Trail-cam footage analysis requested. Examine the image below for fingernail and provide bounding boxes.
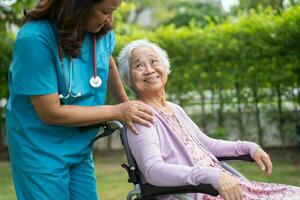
[262,167,266,171]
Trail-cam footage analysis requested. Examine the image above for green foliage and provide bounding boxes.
[238,0,285,10]
[0,31,13,98]
[210,127,229,140]
[114,5,300,145]
[0,0,36,99]
[162,1,226,28]
[115,5,300,99]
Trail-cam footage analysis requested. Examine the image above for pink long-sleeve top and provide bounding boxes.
[127,102,259,197]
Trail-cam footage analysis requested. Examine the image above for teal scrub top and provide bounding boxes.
[6,20,116,172]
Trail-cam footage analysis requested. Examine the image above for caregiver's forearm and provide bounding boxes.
[31,93,121,127]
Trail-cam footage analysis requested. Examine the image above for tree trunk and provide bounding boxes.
[279,0,284,8]
[0,117,6,160]
[199,90,208,133]
[289,0,297,6]
[210,89,215,113]
[275,84,285,148]
[178,84,184,106]
[297,82,300,124]
[252,87,263,146]
[217,88,224,128]
[235,82,245,140]
[291,85,299,125]
[177,71,185,106]
[129,6,145,24]
[0,120,3,156]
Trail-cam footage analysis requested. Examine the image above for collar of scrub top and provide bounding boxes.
[58,34,102,99]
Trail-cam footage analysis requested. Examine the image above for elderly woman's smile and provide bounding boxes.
[143,74,160,82]
[144,77,159,83]
[130,46,168,96]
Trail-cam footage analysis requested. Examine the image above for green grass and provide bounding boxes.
[95,152,131,200]
[1,151,300,200]
[229,159,300,186]
[0,162,16,200]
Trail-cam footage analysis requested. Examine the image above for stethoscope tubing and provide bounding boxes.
[59,59,81,99]
[58,34,100,99]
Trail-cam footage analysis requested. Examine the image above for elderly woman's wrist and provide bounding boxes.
[248,142,260,157]
[196,167,221,190]
[211,169,221,190]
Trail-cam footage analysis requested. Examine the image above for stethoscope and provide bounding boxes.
[58,34,102,99]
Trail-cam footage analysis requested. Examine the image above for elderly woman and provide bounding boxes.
[117,39,300,200]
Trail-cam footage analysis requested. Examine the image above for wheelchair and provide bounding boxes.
[81,121,254,200]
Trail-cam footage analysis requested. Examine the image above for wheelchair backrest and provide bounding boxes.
[119,124,142,185]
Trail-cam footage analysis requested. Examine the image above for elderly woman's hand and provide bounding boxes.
[114,100,154,134]
[252,147,273,176]
[218,171,243,200]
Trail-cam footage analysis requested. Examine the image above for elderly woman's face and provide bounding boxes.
[130,46,168,96]
[84,0,121,33]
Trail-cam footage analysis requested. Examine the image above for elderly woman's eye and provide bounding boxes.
[151,60,158,64]
[136,64,143,69]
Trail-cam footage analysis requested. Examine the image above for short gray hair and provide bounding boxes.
[117,39,171,87]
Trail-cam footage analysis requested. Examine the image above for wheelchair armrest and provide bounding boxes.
[140,183,219,198]
[217,154,254,162]
[79,121,124,146]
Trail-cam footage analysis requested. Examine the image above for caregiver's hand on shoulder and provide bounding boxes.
[218,171,243,200]
[114,100,154,134]
[252,147,273,176]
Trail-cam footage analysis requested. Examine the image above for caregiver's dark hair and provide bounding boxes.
[23,0,113,57]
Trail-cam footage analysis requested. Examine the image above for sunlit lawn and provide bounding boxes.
[229,159,300,186]
[0,151,300,200]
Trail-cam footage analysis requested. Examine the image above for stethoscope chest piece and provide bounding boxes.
[58,34,102,98]
[90,76,102,88]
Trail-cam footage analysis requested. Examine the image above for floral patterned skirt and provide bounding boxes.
[202,176,300,200]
